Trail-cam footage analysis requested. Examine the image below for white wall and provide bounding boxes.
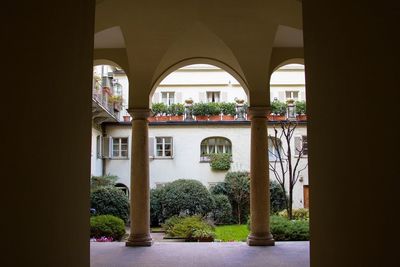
[91,127,103,176]
[103,123,308,208]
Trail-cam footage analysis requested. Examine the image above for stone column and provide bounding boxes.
[126,109,153,247]
[247,107,275,246]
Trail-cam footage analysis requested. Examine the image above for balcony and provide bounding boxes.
[92,87,121,124]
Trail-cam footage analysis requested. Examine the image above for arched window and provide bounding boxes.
[200,137,232,161]
[268,136,283,161]
[115,183,129,197]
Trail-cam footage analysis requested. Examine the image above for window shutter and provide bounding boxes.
[176,92,182,103]
[96,135,102,158]
[294,136,302,155]
[152,92,160,103]
[148,137,155,158]
[221,92,228,102]
[102,136,110,158]
[300,91,306,101]
[199,92,206,102]
[278,91,285,101]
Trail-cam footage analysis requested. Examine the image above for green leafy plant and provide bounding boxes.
[207,102,221,115]
[220,102,236,115]
[295,100,306,115]
[167,103,185,116]
[211,194,233,224]
[90,215,126,240]
[270,180,287,214]
[163,216,215,241]
[90,175,118,191]
[278,208,309,220]
[151,102,168,116]
[209,153,231,171]
[162,179,214,218]
[91,186,130,223]
[224,171,250,224]
[192,103,209,116]
[271,100,287,115]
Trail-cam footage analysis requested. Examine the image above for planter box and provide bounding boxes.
[222,115,235,121]
[209,115,221,121]
[156,116,169,122]
[195,115,208,121]
[296,114,307,121]
[273,115,286,121]
[147,117,157,122]
[169,115,184,121]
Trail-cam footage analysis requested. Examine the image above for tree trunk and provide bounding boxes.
[237,204,241,224]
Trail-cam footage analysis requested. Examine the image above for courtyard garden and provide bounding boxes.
[89,172,309,242]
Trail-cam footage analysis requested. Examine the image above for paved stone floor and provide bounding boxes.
[91,241,309,267]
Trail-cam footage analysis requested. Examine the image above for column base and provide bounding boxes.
[247,233,275,246]
[125,234,153,247]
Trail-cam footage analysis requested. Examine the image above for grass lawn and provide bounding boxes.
[215,224,249,242]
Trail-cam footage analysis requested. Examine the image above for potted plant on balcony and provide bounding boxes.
[192,103,208,121]
[295,100,307,121]
[151,102,168,121]
[220,102,236,120]
[111,95,123,112]
[168,103,185,121]
[270,99,287,121]
[208,102,222,121]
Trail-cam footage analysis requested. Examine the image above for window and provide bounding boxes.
[156,137,173,157]
[200,137,232,161]
[161,92,175,106]
[268,137,283,161]
[207,91,220,103]
[285,91,299,100]
[112,137,128,158]
[295,135,308,156]
[96,135,102,158]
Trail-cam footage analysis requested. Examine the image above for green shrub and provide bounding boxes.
[168,103,185,115]
[211,194,233,224]
[90,215,126,240]
[295,100,306,115]
[270,215,309,241]
[162,179,214,218]
[209,182,228,195]
[271,100,287,115]
[225,171,250,224]
[192,103,209,116]
[270,180,287,213]
[163,216,215,241]
[90,174,118,191]
[151,102,168,116]
[209,153,231,171]
[207,102,221,115]
[91,186,130,223]
[150,187,165,226]
[246,215,309,241]
[278,208,309,220]
[220,102,236,115]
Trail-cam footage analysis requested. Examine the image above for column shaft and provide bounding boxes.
[126,109,152,246]
[247,107,275,246]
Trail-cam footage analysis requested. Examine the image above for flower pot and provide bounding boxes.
[123,115,131,122]
[209,115,221,121]
[267,114,274,121]
[147,117,157,122]
[221,115,234,121]
[296,114,307,121]
[195,115,208,121]
[274,115,286,121]
[156,116,169,121]
[169,115,183,121]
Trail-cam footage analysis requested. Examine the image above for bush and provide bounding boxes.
[209,182,228,195]
[207,102,221,115]
[162,179,214,218]
[90,174,118,191]
[270,215,309,241]
[91,186,130,223]
[151,102,167,116]
[209,153,231,171]
[271,100,287,115]
[211,194,233,224]
[246,215,309,241]
[150,187,165,226]
[225,171,250,224]
[270,181,287,213]
[90,215,126,240]
[278,208,309,220]
[295,100,306,115]
[163,216,215,241]
[192,103,209,116]
[168,103,185,115]
[220,102,236,115]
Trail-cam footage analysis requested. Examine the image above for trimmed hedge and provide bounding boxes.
[90,215,125,240]
[91,186,130,223]
[163,216,215,241]
[278,208,309,220]
[211,194,233,225]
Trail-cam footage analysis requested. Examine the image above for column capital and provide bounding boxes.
[248,106,271,119]
[127,108,151,120]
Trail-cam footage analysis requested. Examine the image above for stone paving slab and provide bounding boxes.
[91,241,309,267]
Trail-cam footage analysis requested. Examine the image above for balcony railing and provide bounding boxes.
[92,87,120,118]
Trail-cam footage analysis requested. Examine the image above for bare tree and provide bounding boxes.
[268,121,308,219]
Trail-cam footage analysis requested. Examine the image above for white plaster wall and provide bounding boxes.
[102,123,309,208]
[91,127,103,176]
